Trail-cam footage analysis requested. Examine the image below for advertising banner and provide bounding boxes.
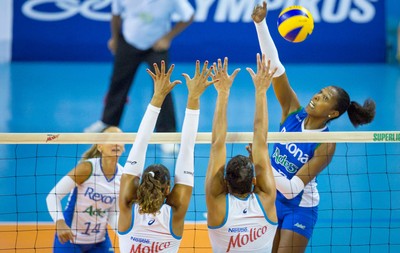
[12,0,385,63]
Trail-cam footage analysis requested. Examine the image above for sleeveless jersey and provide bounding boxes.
[63,158,122,244]
[208,193,278,253]
[270,107,329,207]
[118,204,181,253]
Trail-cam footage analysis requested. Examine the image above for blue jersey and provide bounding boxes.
[270,108,329,207]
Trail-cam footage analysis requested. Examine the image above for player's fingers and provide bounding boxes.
[257,53,262,72]
[153,63,160,76]
[166,63,175,77]
[246,67,255,78]
[207,78,220,87]
[146,69,156,79]
[171,80,182,87]
[231,68,241,80]
[270,67,278,77]
[206,63,215,75]
[201,60,209,76]
[266,59,271,73]
[160,60,166,75]
[217,58,223,72]
[182,73,190,83]
[223,57,228,71]
[68,232,75,243]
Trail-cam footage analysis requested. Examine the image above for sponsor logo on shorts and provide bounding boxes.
[294,222,306,230]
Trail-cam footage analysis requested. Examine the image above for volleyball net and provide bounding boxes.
[0,131,399,252]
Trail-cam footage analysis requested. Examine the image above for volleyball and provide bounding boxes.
[277,6,314,43]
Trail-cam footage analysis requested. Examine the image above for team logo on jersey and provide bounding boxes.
[130,241,172,252]
[83,205,106,217]
[226,226,268,252]
[130,237,150,244]
[148,219,155,225]
[272,148,299,174]
[228,227,248,233]
[84,187,116,204]
[242,208,248,214]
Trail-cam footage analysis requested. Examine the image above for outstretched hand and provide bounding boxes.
[182,60,218,100]
[252,1,267,23]
[211,57,240,94]
[246,53,277,93]
[147,61,182,107]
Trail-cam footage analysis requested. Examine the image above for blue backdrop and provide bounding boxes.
[12,0,386,63]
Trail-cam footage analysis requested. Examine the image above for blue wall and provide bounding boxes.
[12,0,387,63]
[386,0,400,63]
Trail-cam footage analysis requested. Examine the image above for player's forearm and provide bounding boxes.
[175,109,199,187]
[211,93,229,145]
[254,91,267,141]
[46,176,75,223]
[273,169,304,199]
[124,104,160,177]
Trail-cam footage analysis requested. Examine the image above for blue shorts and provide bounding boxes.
[276,200,318,239]
[53,233,114,253]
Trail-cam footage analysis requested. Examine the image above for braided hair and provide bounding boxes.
[136,164,171,214]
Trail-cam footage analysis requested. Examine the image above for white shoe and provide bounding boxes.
[160,144,179,155]
[84,120,109,133]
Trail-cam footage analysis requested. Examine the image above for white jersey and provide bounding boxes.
[118,204,181,253]
[208,193,278,253]
[64,158,122,244]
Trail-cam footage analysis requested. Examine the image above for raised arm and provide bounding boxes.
[166,61,215,236]
[118,62,180,232]
[252,1,300,120]
[247,54,277,222]
[205,58,240,221]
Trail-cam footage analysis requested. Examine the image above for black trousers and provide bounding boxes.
[101,36,176,132]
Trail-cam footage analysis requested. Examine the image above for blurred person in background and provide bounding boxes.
[85,0,194,154]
